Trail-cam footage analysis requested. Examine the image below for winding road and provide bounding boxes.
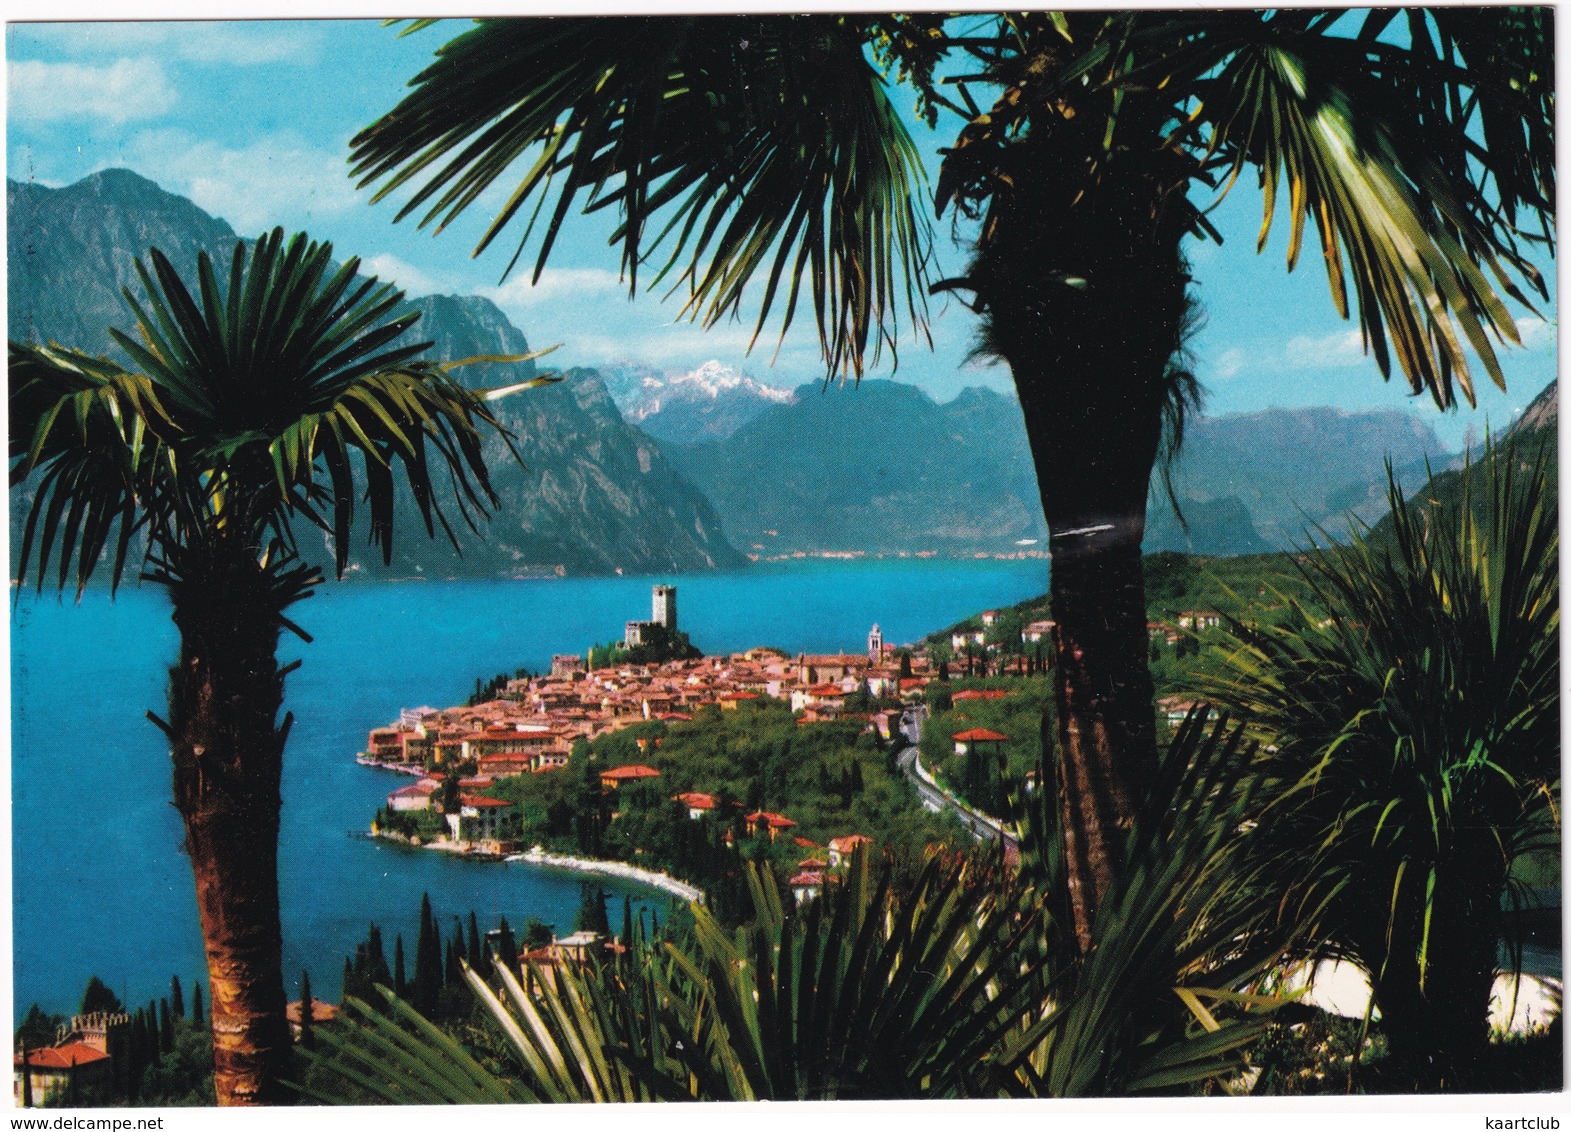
[895,705,1018,854]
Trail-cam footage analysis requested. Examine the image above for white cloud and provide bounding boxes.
[359,254,461,299]
[1208,346,1247,381]
[1514,316,1554,351]
[122,129,360,233]
[29,21,321,66]
[483,267,627,308]
[1282,327,1367,369]
[9,58,175,125]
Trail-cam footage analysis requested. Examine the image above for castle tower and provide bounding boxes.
[868,623,883,663]
[652,584,677,631]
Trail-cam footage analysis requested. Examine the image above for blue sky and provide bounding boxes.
[6,13,1557,449]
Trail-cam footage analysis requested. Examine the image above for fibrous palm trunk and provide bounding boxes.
[162,540,296,1105]
[974,120,1195,949]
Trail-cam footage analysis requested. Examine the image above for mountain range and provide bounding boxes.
[10,168,1491,575]
[7,169,744,579]
[664,380,1048,556]
[654,377,1454,558]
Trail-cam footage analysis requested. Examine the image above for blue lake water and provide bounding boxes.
[11,558,1046,1016]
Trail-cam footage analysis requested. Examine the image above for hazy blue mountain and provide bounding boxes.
[7,169,742,579]
[666,380,1051,556]
[1368,378,1556,545]
[9,169,240,353]
[1146,406,1450,550]
[662,373,1446,557]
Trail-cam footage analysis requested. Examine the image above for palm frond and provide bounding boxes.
[1001,706,1294,1096]
[350,16,932,381]
[11,230,545,593]
[9,342,177,594]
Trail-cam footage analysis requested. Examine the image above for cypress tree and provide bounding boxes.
[191,983,204,1030]
[444,936,461,986]
[128,1009,146,1087]
[342,956,355,998]
[169,975,185,1021]
[621,896,634,948]
[19,1046,33,1107]
[413,893,443,1015]
[366,923,392,988]
[468,911,489,979]
[495,916,518,981]
[298,970,315,1050]
[453,915,468,965]
[158,998,174,1053]
[393,934,407,997]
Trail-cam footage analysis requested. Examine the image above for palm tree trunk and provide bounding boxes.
[1018,378,1168,951]
[163,547,295,1105]
[973,120,1195,949]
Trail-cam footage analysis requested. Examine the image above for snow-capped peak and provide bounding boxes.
[628,362,791,414]
[654,360,794,403]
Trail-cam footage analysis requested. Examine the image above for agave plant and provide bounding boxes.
[1197,443,1560,1086]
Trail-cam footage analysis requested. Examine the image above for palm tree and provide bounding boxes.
[349,10,1553,944]
[1197,446,1559,1086]
[9,230,549,1104]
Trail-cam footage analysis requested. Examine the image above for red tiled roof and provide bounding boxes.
[460,794,514,809]
[793,836,821,849]
[600,764,661,780]
[389,782,435,798]
[15,1042,111,1070]
[788,871,824,886]
[746,810,796,828]
[828,834,874,854]
[952,727,1010,742]
[797,857,829,869]
[952,689,1011,701]
[657,711,693,721]
[285,1000,339,1025]
[673,792,716,810]
[808,684,844,695]
[718,691,760,701]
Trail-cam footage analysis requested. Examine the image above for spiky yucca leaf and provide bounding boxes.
[1198,442,1558,1069]
[655,850,1039,1100]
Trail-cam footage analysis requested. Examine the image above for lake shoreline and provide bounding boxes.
[506,848,705,904]
[368,828,705,905]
